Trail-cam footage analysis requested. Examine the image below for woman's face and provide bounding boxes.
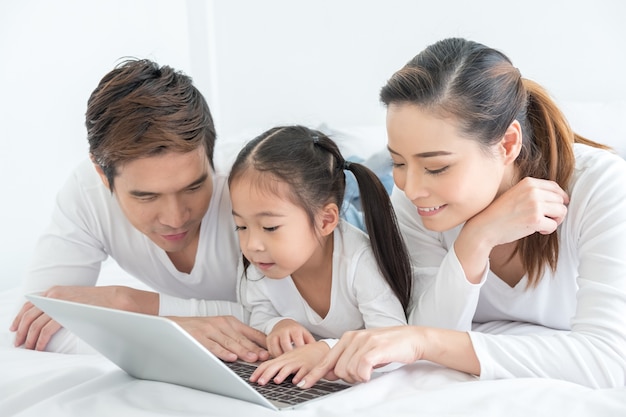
[386,103,508,232]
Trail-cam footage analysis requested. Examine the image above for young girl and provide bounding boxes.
[298,37,626,389]
[227,125,412,386]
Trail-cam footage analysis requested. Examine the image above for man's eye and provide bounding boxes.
[137,195,157,202]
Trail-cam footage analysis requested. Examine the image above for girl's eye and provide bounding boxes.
[263,226,279,232]
[426,166,449,175]
[234,225,246,231]
[391,162,405,168]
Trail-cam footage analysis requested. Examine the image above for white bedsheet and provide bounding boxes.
[2,286,625,417]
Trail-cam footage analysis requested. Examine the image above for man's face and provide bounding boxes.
[97,147,213,254]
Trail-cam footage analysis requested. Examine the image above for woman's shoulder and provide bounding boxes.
[569,143,626,215]
[573,143,626,173]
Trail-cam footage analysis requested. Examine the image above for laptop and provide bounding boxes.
[25,294,351,410]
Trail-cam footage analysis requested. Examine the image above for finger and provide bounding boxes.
[545,202,568,226]
[279,334,294,353]
[303,331,316,344]
[201,337,238,362]
[273,362,299,384]
[10,301,34,331]
[236,321,269,349]
[292,363,314,386]
[34,319,62,351]
[216,320,269,362]
[267,336,283,359]
[24,313,53,350]
[254,361,284,386]
[13,305,45,347]
[298,345,343,389]
[250,361,268,383]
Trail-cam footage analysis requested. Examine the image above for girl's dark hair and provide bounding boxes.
[86,58,216,190]
[380,37,610,287]
[228,125,412,311]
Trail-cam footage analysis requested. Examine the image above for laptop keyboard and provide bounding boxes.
[223,360,350,406]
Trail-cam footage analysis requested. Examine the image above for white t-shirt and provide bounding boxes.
[393,144,626,388]
[239,220,407,343]
[18,159,244,351]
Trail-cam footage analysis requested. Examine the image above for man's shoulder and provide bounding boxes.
[64,159,106,191]
[57,159,119,218]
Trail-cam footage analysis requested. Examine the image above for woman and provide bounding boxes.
[298,37,626,389]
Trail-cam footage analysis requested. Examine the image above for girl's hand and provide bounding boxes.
[298,326,423,389]
[266,319,316,358]
[250,341,331,386]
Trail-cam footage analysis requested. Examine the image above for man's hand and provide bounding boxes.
[10,301,61,350]
[169,315,270,363]
[10,285,159,351]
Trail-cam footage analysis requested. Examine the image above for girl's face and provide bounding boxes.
[230,174,329,279]
[387,103,511,232]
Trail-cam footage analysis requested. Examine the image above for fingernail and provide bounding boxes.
[297,379,306,388]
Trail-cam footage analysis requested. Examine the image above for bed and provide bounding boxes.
[2,278,625,417]
[2,103,626,416]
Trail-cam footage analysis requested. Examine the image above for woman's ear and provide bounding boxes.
[499,120,523,165]
[317,203,340,237]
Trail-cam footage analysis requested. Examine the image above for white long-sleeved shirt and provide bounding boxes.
[393,143,626,388]
[17,159,245,352]
[239,220,407,344]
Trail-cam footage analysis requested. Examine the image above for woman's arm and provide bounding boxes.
[298,325,479,388]
[392,187,483,330]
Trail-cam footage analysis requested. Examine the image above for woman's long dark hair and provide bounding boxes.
[228,125,412,310]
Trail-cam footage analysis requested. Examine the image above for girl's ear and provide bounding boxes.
[499,120,523,165]
[317,203,339,237]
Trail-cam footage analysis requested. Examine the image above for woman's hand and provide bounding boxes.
[455,177,569,283]
[297,326,424,388]
[298,326,478,389]
[250,341,330,386]
[467,177,569,247]
[266,319,316,358]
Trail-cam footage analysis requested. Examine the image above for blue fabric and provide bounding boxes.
[341,149,393,232]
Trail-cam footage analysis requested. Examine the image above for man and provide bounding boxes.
[10,59,268,363]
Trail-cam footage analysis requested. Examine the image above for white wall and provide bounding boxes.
[0,0,194,290]
[205,0,626,137]
[1,0,625,290]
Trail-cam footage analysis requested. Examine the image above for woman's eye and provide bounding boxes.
[263,226,279,232]
[234,225,246,231]
[426,166,449,175]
